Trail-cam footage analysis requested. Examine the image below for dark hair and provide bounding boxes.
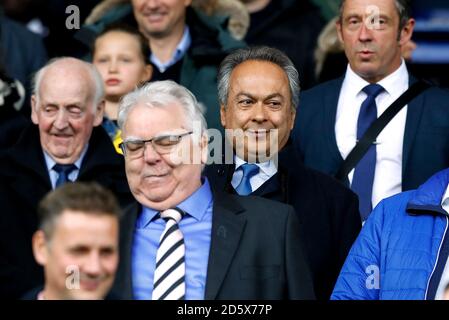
[37,182,122,239]
[339,0,412,32]
[217,46,300,110]
[93,23,150,64]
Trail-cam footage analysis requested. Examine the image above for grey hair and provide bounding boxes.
[339,0,412,32]
[118,80,207,134]
[32,57,104,112]
[217,46,300,109]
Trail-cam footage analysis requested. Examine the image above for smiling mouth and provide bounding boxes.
[80,280,102,291]
[144,173,169,179]
[245,129,270,137]
[53,134,72,138]
[143,12,166,22]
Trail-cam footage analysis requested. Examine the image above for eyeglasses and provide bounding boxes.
[119,131,193,158]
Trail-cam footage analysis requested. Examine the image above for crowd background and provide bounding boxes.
[1,0,449,301]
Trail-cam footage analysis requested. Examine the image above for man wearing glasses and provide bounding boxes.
[111,80,315,300]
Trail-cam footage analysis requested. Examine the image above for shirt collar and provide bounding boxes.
[138,177,213,227]
[377,59,409,97]
[234,155,277,176]
[44,144,88,172]
[150,26,192,73]
[344,59,408,97]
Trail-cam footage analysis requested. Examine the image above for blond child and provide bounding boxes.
[92,24,153,152]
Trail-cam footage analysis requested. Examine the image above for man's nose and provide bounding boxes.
[83,252,102,276]
[251,102,268,123]
[142,0,159,9]
[358,19,374,42]
[143,142,162,164]
[53,109,70,129]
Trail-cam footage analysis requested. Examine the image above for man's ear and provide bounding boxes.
[93,100,105,127]
[220,105,227,128]
[399,18,415,46]
[31,95,39,124]
[336,19,344,44]
[32,230,48,267]
[289,108,296,130]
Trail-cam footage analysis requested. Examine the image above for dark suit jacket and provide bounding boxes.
[0,124,133,299]
[292,76,449,191]
[112,189,315,300]
[205,144,361,300]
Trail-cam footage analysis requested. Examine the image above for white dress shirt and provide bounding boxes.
[335,60,409,208]
[231,155,277,192]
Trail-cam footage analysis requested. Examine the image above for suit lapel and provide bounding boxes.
[7,125,52,209]
[252,173,282,197]
[204,191,246,299]
[8,124,52,187]
[78,127,123,178]
[402,76,426,184]
[115,202,140,299]
[323,78,345,170]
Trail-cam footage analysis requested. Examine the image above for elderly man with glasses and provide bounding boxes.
[111,80,315,300]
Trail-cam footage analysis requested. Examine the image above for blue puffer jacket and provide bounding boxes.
[331,168,449,300]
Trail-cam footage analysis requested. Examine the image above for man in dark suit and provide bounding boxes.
[205,46,361,300]
[111,80,314,300]
[0,57,133,299]
[292,0,449,221]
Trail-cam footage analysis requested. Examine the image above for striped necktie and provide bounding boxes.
[152,208,186,300]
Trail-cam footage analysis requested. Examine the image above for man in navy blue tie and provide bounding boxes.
[205,46,361,300]
[293,0,449,221]
[0,57,133,299]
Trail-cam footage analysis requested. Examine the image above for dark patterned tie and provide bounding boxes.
[351,84,384,221]
[152,208,186,300]
[53,164,77,187]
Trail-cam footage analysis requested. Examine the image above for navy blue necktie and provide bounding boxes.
[53,164,77,187]
[351,84,384,221]
[235,163,260,195]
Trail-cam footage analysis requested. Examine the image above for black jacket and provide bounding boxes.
[205,143,361,300]
[112,190,315,300]
[0,124,133,299]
